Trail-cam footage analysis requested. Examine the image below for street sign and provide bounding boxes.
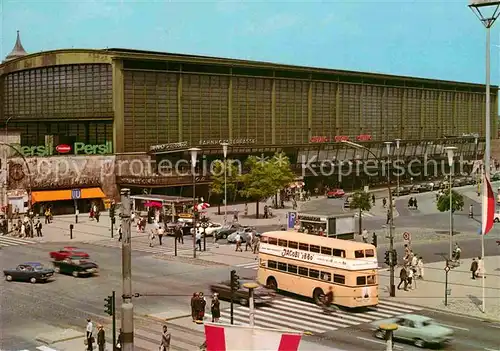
[403,231,411,241]
[71,189,81,200]
[287,211,297,229]
[444,266,450,272]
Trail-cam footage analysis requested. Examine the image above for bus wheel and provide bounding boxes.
[266,277,278,291]
[313,288,324,304]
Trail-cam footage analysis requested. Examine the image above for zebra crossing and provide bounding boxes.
[10,347,58,351]
[235,261,260,270]
[203,297,422,334]
[353,212,375,218]
[0,236,37,248]
[84,237,217,255]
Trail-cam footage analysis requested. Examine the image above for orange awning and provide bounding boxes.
[31,187,106,204]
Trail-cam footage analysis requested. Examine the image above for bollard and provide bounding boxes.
[69,224,74,240]
[174,236,177,256]
[379,324,398,351]
[243,282,259,327]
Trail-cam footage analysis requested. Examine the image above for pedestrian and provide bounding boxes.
[176,224,184,244]
[20,222,25,238]
[160,325,171,351]
[44,208,50,224]
[97,324,105,351]
[397,266,408,291]
[470,258,478,279]
[211,293,220,323]
[469,204,474,219]
[252,234,260,254]
[157,225,164,246]
[235,232,242,252]
[386,210,391,225]
[198,292,206,320]
[407,266,414,289]
[361,228,368,243]
[95,211,100,223]
[245,231,253,251]
[118,224,122,242]
[35,219,42,237]
[89,206,94,221]
[416,256,424,279]
[382,198,387,208]
[408,198,413,209]
[196,229,202,251]
[233,209,238,222]
[116,328,122,349]
[149,228,156,247]
[86,318,94,351]
[413,198,418,210]
[191,293,198,322]
[371,194,375,205]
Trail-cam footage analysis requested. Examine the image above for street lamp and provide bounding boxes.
[189,147,201,259]
[445,146,457,260]
[395,139,401,197]
[221,142,229,225]
[343,140,396,297]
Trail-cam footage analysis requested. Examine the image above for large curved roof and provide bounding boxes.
[0,47,495,89]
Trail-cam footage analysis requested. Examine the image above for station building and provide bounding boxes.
[0,31,496,212]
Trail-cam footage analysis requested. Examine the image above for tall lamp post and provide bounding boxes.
[445,147,457,260]
[189,148,201,259]
[469,0,500,314]
[395,139,401,197]
[221,142,229,225]
[343,140,396,297]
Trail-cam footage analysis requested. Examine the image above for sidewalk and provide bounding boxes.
[378,255,500,321]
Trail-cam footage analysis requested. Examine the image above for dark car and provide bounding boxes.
[410,184,430,193]
[394,186,411,196]
[210,279,276,306]
[215,224,245,240]
[420,183,434,192]
[4,262,54,283]
[53,257,99,277]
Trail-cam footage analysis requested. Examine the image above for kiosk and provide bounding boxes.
[296,212,355,240]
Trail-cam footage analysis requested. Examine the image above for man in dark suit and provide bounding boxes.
[97,324,105,351]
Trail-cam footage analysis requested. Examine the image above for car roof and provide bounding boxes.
[23,262,43,266]
[399,314,432,322]
[63,246,80,250]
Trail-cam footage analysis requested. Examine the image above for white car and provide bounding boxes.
[494,213,500,223]
[196,222,223,237]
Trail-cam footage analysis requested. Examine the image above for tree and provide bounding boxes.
[239,152,295,218]
[436,189,464,213]
[209,160,240,215]
[349,191,372,235]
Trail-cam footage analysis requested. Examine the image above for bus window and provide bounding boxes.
[278,262,287,271]
[365,249,375,257]
[354,250,365,258]
[367,275,376,284]
[288,264,298,274]
[310,245,320,253]
[269,238,278,245]
[268,260,277,269]
[298,267,308,276]
[333,274,345,284]
[260,236,268,244]
[356,276,367,285]
[278,239,288,247]
[321,247,332,255]
[333,249,346,257]
[309,269,320,279]
[321,272,331,281]
[299,243,309,251]
[288,241,298,249]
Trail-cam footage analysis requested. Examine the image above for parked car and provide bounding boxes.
[4,262,54,284]
[196,222,223,237]
[394,186,411,196]
[410,184,426,193]
[326,189,345,198]
[419,183,434,192]
[210,279,276,306]
[215,223,245,240]
[371,314,453,348]
[494,212,500,223]
[53,257,99,277]
[50,246,89,261]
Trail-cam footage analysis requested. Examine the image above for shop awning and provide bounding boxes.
[31,187,106,204]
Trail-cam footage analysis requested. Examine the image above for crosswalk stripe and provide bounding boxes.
[235,262,259,269]
[83,238,217,255]
[36,346,59,351]
[377,299,423,310]
[200,297,421,335]
[0,236,37,247]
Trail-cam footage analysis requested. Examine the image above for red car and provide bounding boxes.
[50,247,89,261]
[327,189,345,198]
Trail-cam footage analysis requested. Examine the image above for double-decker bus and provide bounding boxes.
[257,231,378,308]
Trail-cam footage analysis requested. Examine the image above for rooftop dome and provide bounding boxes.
[4,31,28,62]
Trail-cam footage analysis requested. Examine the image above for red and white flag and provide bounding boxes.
[204,323,302,351]
[482,171,495,235]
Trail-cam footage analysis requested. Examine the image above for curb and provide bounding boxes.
[144,313,192,322]
[36,333,84,345]
[409,302,500,324]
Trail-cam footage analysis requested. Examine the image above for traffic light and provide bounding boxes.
[384,250,391,266]
[391,249,398,265]
[104,295,113,316]
[384,250,397,266]
[372,233,377,247]
[109,205,115,219]
[230,270,239,292]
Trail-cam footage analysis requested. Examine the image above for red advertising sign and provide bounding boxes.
[334,136,350,142]
[56,144,72,153]
[310,136,330,143]
[356,134,372,142]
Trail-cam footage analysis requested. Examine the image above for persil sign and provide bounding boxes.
[259,243,378,270]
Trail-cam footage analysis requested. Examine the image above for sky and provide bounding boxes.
[1,0,500,85]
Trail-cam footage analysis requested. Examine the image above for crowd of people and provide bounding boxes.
[191,292,220,323]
